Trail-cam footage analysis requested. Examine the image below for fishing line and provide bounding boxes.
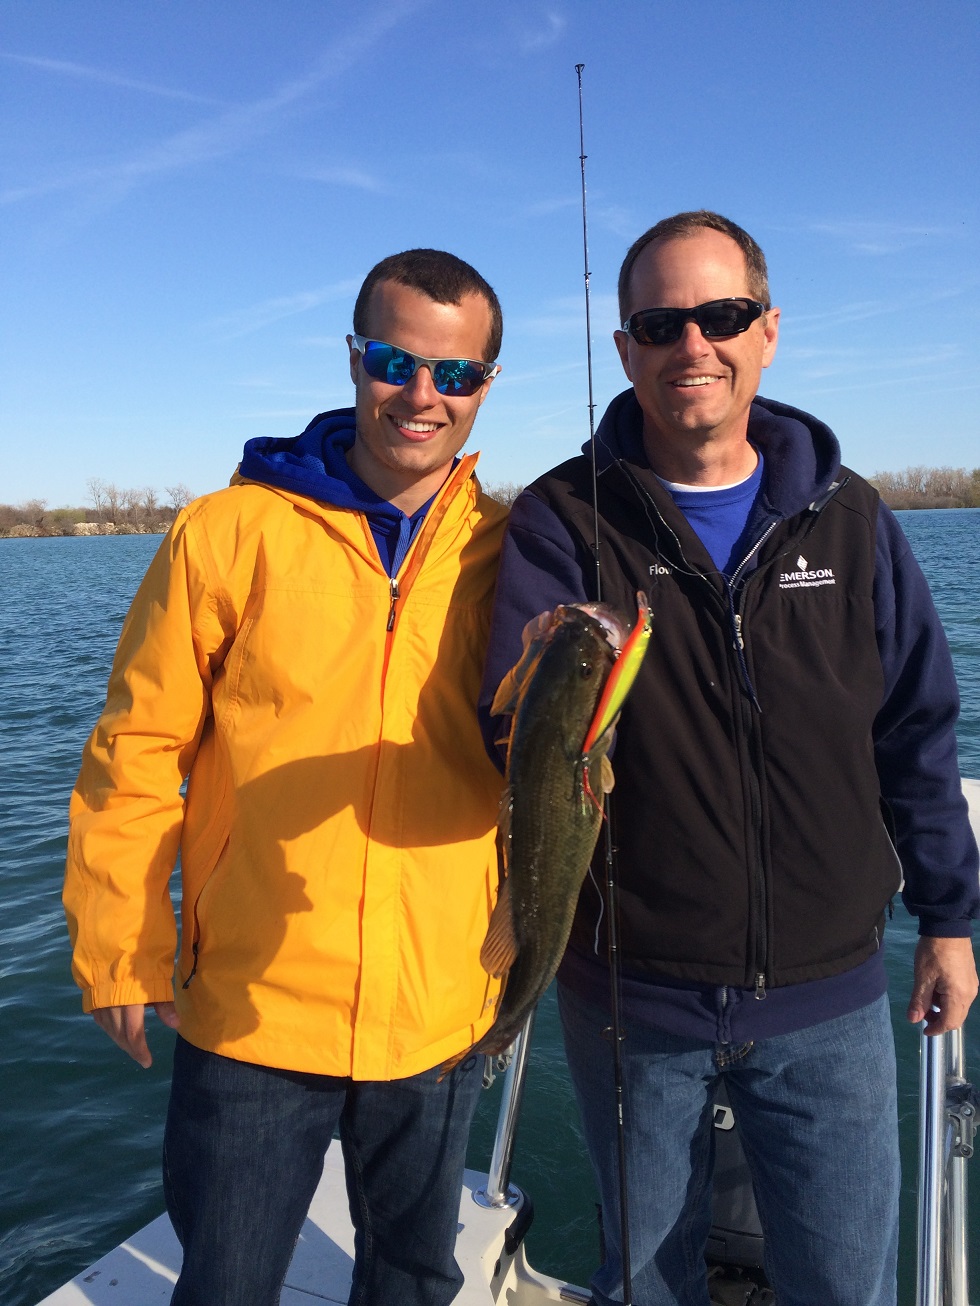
[575,62,634,1306]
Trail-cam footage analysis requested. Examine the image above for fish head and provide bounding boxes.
[522,606,620,729]
[564,602,631,653]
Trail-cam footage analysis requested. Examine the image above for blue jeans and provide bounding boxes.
[162,1037,483,1306]
[558,986,899,1306]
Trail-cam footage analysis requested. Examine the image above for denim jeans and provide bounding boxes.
[558,986,900,1306]
[162,1037,483,1306]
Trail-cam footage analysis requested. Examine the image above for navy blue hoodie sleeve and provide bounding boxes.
[872,504,979,936]
[478,489,591,768]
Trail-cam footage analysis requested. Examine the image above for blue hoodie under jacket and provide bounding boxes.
[239,408,435,577]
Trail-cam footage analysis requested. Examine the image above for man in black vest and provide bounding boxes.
[480,212,979,1306]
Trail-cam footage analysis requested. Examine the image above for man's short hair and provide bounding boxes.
[353,248,503,364]
[618,211,771,321]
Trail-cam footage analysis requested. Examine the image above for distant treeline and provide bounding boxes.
[3,468,977,539]
[0,479,194,538]
[869,466,980,511]
[487,470,980,513]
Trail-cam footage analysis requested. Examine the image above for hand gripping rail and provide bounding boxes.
[917,1026,978,1306]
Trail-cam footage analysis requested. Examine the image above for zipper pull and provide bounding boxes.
[386,578,400,631]
[754,972,767,1000]
[733,612,745,651]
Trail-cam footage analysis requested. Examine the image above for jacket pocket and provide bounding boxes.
[178,833,230,987]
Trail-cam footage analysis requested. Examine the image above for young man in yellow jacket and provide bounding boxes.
[64,249,507,1306]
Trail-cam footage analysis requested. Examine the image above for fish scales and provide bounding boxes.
[454,606,623,1065]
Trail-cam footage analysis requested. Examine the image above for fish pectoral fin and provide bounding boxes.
[600,753,615,794]
[489,613,554,716]
[480,877,519,978]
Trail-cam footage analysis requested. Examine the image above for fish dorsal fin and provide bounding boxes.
[581,592,653,755]
[480,876,518,978]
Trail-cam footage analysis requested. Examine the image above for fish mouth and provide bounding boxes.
[562,602,630,652]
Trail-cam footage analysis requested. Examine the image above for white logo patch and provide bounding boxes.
[648,563,670,577]
[779,555,836,590]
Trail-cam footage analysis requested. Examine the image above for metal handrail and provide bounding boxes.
[916,1026,975,1306]
[473,1012,535,1209]
[479,1015,975,1299]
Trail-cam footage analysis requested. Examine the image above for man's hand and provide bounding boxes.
[92,1001,180,1068]
[907,937,979,1035]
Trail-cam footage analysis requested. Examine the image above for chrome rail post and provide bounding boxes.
[917,1029,947,1306]
[944,1028,970,1306]
[475,1012,535,1209]
[917,1025,976,1306]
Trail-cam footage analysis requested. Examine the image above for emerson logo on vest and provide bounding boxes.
[779,555,837,590]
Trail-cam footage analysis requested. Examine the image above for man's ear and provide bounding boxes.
[761,308,780,369]
[475,365,500,409]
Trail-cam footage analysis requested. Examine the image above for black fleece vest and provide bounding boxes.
[530,455,901,990]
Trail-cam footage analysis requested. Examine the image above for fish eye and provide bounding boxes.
[580,660,594,678]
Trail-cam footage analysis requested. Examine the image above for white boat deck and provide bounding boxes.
[36,1152,585,1305]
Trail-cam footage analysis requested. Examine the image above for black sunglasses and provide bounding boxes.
[622,298,767,346]
[351,335,497,398]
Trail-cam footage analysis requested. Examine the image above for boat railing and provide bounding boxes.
[917,1024,978,1306]
[472,1016,977,1304]
[473,1012,535,1210]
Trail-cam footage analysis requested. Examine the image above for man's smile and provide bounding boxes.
[670,375,722,388]
[387,414,444,438]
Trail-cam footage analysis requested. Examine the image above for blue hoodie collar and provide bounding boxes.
[240,409,387,514]
[591,388,843,520]
[238,408,438,577]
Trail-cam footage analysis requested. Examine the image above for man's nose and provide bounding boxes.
[672,320,710,357]
[401,364,440,406]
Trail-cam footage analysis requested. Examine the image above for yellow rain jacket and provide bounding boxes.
[65,454,507,1079]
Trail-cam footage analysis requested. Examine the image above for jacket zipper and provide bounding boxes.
[386,578,400,631]
[727,484,847,997]
[611,457,853,997]
[619,462,772,992]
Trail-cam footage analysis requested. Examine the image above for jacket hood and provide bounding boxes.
[239,408,404,521]
[591,388,843,520]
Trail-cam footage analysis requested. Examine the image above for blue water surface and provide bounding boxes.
[0,511,977,1305]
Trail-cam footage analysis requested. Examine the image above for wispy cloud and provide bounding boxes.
[207,280,361,339]
[515,292,619,338]
[290,164,386,193]
[525,196,580,218]
[784,276,977,336]
[1,4,418,215]
[517,10,567,55]
[0,50,222,103]
[783,300,892,334]
[801,219,960,255]
[521,192,635,242]
[785,343,961,382]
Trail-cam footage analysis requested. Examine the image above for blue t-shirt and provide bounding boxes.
[660,453,764,575]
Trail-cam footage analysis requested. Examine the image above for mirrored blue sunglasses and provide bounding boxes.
[351,335,497,398]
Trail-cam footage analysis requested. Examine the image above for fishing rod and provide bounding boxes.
[575,62,634,1306]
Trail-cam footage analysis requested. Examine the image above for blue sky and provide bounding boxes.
[2,0,978,508]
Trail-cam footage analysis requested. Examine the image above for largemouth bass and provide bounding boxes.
[448,593,652,1069]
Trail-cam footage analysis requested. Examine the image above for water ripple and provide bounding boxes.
[1,517,977,1305]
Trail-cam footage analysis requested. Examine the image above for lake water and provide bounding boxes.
[1,509,978,1306]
